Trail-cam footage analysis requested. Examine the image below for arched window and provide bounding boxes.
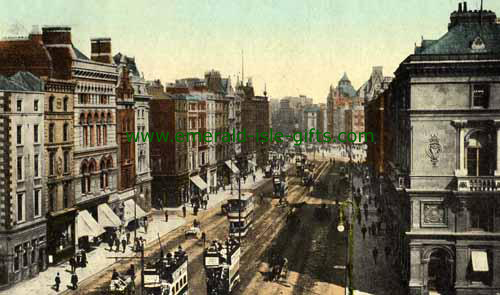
[100,158,106,189]
[107,112,112,124]
[80,161,88,194]
[49,96,55,112]
[103,125,107,146]
[466,130,493,176]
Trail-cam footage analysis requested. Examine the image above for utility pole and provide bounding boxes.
[238,172,242,244]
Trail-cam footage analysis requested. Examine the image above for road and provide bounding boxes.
[67,160,331,295]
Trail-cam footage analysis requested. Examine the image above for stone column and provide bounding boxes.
[452,120,467,176]
[455,245,468,289]
[409,244,423,291]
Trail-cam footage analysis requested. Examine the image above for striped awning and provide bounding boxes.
[225,160,240,174]
[123,199,147,223]
[471,250,489,272]
[98,203,122,228]
[191,175,208,191]
[77,210,105,239]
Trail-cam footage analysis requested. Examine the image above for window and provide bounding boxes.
[17,125,22,145]
[33,124,39,143]
[17,193,24,222]
[49,123,55,143]
[63,183,69,208]
[49,152,55,176]
[472,84,490,108]
[470,201,494,232]
[34,189,41,217]
[49,187,55,212]
[34,100,38,111]
[17,156,22,180]
[23,243,28,267]
[466,131,491,176]
[78,94,84,104]
[64,151,69,173]
[34,154,39,177]
[16,100,22,112]
[31,239,37,266]
[63,123,69,142]
[14,245,21,271]
[63,96,68,111]
[49,96,55,112]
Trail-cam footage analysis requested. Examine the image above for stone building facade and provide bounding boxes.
[0,73,47,288]
[390,5,500,294]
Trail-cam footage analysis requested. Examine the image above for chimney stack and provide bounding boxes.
[91,38,112,64]
[464,2,468,12]
[42,26,72,45]
[458,3,463,12]
[29,25,42,44]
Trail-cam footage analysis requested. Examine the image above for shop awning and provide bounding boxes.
[77,210,105,239]
[123,199,147,224]
[225,160,240,175]
[248,160,257,167]
[98,203,122,228]
[191,175,208,191]
[471,250,489,272]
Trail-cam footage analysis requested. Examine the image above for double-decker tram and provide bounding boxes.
[226,193,255,238]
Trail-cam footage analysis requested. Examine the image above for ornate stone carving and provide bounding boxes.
[422,202,447,227]
[425,134,442,167]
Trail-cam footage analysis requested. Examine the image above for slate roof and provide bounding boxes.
[114,53,141,76]
[73,46,89,60]
[0,71,44,91]
[418,11,500,55]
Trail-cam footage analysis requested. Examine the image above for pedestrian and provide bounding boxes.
[165,210,169,222]
[361,224,367,240]
[126,232,131,245]
[81,250,87,268]
[54,272,61,291]
[127,264,136,281]
[260,192,264,204]
[182,205,187,218]
[385,245,391,257]
[122,237,127,253]
[71,272,79,290]
[377,220,382,233]
[253,174,256,183]
[69,256,76,273]
[108,236,114,251]
[194,205,198,216]
[115,237,120,252]
[144,218,149,234]
[201,231,206,247]
[372,247,378,264]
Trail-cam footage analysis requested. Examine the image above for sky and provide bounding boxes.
[1,0,499,102]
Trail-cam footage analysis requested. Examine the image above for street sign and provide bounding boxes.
[333,265,346,270]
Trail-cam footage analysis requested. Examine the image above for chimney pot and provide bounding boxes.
[458,3,462,12]
[41,26,72,45]
[464,2,468,12]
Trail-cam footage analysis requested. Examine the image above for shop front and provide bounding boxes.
[47,208,77,265]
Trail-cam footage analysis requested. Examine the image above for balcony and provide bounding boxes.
[456,176,500,192]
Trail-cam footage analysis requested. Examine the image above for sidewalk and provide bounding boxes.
[161,168,269,215]
[5,214,185,295]
[4,168,270,295]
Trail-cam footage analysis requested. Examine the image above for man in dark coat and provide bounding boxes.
[81,251,87,268]
[182,206,187,218]
[361,224,367,240]
[115,237,120,252]
[71,272,78,290]
[165,210,169,222]
[122,238,127,253]
[54,272,61,291]
[69,256,76,273]
[372,247,379,264]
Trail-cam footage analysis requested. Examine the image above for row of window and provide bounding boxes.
[80,157,113,194]
[78,94,109,105]
[13,237,44,272]
[16,123,71,145]
[16,150,70,181]
[16,190,42,223]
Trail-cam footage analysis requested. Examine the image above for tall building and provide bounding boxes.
[389,4,500,294]
[149,83,189,207]
[0,73,47,287]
